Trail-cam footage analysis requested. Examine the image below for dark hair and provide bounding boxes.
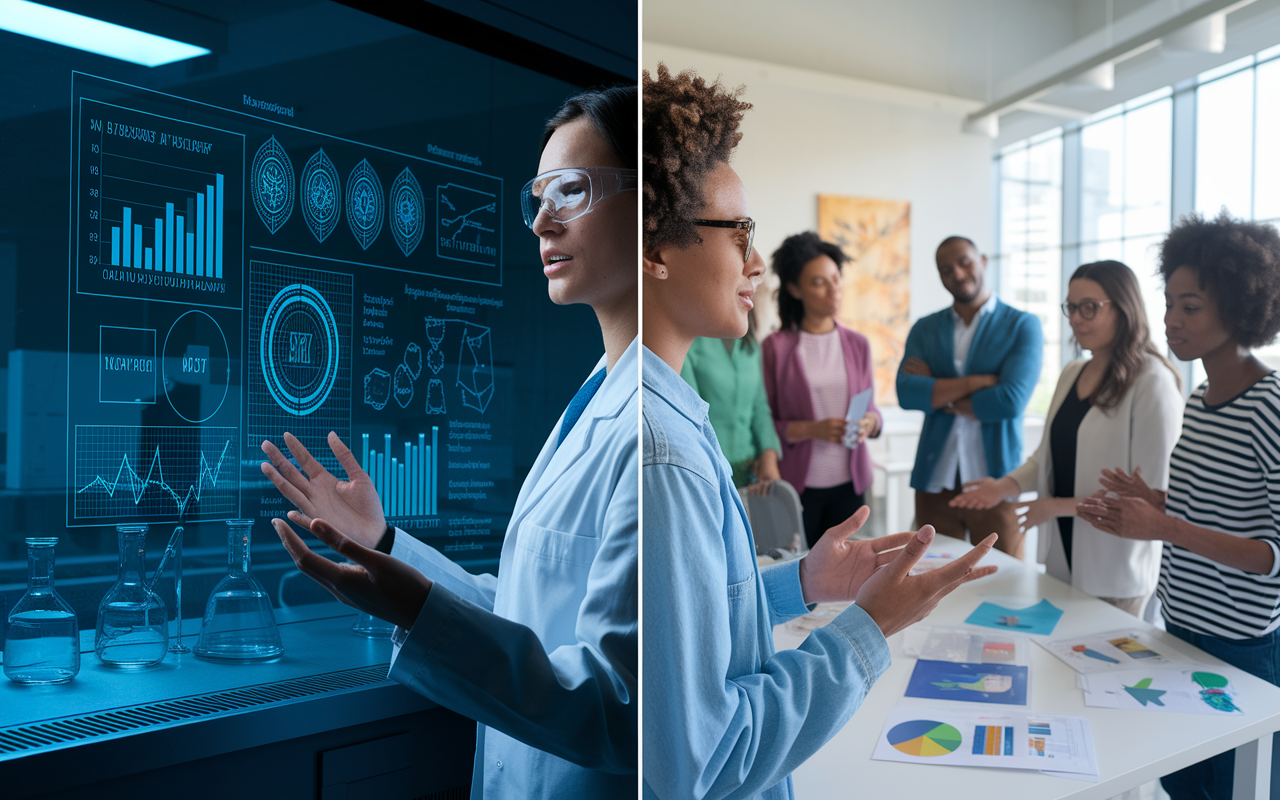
[1158,210,1280,349]
[642,64,752,252]
[1070,260,1180,411]
[770,232,847,330]
[542,85,637,169]
[937,235,979,254]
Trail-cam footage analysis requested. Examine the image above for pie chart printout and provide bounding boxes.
[887,720,964,757]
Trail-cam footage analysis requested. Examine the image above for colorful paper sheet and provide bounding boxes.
[965,598,1063,636]
[1039,629,1179,674]
[904,659,1029,706]
[872,706,1098,778]
[1080,667,1246,715]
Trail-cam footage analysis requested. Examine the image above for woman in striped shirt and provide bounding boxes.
[1079,211,1280,800]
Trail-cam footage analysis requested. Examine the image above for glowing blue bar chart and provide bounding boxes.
[362,427,438,518]
[107,178,223,276]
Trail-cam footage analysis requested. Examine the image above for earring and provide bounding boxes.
[657,268,667,278]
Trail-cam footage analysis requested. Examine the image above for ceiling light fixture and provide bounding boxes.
[0,0,210,67]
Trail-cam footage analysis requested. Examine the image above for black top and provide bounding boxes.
[1050,372,1092,572]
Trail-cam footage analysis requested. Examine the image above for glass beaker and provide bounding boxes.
[4,538,80,685]
[194,519,283,662]
[352,611,395,639]
[96,525,168,668]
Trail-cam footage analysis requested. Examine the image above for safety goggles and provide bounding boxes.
[520,167,637,229]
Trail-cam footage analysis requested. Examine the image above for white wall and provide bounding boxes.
[644,42,995,340]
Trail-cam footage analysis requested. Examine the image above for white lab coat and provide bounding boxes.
[386,338,638,799]
[1008,354,1184,599]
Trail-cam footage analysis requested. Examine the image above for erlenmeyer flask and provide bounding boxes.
[352,611,395,639]
[96,525,168,668]
[5,538,80,685]
[195,519,283,662]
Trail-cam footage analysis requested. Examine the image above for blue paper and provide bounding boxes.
[905,659,1029,706]
[965,599,1063,636]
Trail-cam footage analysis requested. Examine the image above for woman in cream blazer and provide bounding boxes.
[953,261,1183,613]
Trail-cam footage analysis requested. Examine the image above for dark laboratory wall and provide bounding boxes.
[0,0,635,627]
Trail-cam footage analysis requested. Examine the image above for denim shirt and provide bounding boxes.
[388,339,639,799]
[642,345,891,800]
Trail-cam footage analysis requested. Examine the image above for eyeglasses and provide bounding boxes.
[1061,299,1111,320]
[693,218,756,263]
[520,167,637,229]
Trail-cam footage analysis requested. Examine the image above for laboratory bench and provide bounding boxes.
[0,604,475,799]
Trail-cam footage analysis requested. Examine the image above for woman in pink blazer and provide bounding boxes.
[762,232,882,548]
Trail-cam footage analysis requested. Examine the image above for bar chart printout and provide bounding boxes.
[362,428,438,518]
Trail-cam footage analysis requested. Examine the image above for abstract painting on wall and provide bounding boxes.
[818,195,910,406]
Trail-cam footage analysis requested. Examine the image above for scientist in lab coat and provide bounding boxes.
[261,85,638,799]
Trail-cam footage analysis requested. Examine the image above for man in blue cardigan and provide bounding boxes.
[896,236,1042,559]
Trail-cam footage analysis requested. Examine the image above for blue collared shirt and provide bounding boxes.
[388,339,639,799]
[642,345,891,800]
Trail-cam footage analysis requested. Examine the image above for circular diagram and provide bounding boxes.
[390,167,424,256]
[300,148,340,243]
[251,136,294,234]
[346,159,383,250]
[886,720,963,757]
[260,283,340,416]
[162,310,230,423]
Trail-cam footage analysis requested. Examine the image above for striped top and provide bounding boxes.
[1158,372,1280,639]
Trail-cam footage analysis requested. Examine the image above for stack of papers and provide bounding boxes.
[872,706,1099,780]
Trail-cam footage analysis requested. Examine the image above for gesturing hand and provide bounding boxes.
[1076,493,1169,541]
[855,527,999,639]
[273,517,431,630]
[950,477,1011,510]
[1099,466,1165,512]
[798,506,918,604]
[261,432,386,549]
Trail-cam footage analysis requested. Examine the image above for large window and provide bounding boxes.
[1078,89,1173,369]
[995,41,1280,401]
[994,132,1062,414]
[1193,49,1280,385]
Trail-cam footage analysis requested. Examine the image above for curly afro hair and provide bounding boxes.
[642,64,752,253]
[1159,210,1280,349]
[771,232,847,330]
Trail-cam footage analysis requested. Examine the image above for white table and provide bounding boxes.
[774,541,1280,799]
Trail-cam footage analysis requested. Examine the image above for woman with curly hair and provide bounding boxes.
[762,231,883,549]
[1079,212,1280,800]
[641,63,998,800]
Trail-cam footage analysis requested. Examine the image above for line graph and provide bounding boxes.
[436,183,498,268]
[74,425,239,522]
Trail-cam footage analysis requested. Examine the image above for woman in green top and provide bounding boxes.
[681,310,783,493]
